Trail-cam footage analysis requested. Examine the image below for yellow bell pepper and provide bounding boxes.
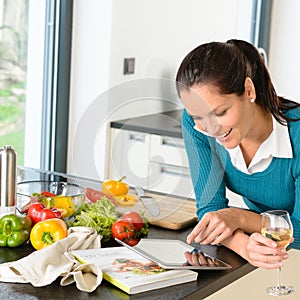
[30,218,68,250]
[52,195,76,218]
[114,195,136,206]
[102,176,129,196]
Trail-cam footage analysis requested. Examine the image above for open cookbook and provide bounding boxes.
[72,246,198,294]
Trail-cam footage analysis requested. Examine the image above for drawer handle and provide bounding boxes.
[160,164,190,177]
[129,133,145,142]
[161,137,185,148]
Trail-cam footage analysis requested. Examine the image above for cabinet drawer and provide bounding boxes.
[150,134,189,167]
[109,129,150,187]
[148,161,195,198]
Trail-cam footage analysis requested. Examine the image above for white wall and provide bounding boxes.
[68,0,113,178]
[268,0,300,102]
[109,0,240,87]
[68,0,254,180]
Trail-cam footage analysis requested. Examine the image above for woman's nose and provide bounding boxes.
[201,117,221,136]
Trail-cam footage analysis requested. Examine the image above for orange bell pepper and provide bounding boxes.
[114,195,135,206]
[102,176,129,196]
[30,218,67,250]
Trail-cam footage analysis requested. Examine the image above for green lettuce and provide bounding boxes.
[71,197,118,242]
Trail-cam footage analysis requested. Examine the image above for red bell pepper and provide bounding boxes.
[28,200,62,225]
[41,191,56,197]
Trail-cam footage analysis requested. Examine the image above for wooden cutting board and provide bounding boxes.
[116,192,198,230]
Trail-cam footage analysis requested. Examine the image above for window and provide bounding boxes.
[0,0,72,172]
[0,0,29,165]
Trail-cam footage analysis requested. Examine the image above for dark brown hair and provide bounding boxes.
[176,39,300,124]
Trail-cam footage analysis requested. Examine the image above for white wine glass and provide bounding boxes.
[261,210,295,296]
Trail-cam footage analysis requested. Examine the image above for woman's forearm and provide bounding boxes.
[227,207,262,233]
[222,229,251,261]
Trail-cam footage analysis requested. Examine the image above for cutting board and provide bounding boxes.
[116,192,198,230]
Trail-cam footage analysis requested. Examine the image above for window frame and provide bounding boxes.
[25,0,73,173]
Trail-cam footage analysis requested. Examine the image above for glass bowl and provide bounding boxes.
[17,180,86,218]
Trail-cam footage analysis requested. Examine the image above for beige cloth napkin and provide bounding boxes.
[0,226,103,292]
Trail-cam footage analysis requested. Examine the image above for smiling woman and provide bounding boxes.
[176,39,300,269]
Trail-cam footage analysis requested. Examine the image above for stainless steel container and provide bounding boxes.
[0,145,17,215]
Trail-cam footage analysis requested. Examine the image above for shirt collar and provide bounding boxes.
[270,116,293,158]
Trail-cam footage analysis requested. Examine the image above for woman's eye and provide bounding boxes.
[191,115,202,120]
[215,110,227,117]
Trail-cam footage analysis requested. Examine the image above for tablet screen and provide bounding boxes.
[115,238,231,270]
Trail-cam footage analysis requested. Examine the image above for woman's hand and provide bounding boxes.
[184,250,218,267]
[187,208,240,245]
[246,232,291,269]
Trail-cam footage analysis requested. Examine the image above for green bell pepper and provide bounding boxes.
[0,214,32,247]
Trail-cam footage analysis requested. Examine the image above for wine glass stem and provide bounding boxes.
[276,267,283,288]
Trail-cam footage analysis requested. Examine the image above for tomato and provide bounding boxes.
[111,219,135,240]
[123,238,140,246]
[121,211,144,230]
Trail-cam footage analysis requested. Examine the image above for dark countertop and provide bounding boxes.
[110,109,183,138]
[0,166,256,299]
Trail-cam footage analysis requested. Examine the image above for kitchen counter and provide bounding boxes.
[206,249,300,300]
[110,109,183,138]
[0,166,256,299]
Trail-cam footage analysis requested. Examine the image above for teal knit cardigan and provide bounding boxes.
[182,107,300,249]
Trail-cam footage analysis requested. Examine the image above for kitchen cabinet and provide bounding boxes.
[109,128,150,188]
[109,128,195,198]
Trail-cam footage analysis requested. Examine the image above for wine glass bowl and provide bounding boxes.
[261,210,295,296]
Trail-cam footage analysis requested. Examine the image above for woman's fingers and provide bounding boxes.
[247,232,289,268]
[187,214,232,245]
[249,232,277,247]
[186,218,208,244]
[187,218,232,245]
[184,250,218,266]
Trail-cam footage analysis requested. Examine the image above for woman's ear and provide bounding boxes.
[244,77,256,102]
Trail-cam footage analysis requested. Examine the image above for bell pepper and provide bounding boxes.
[51,195,76,218]
[33,191,76,218]
[41,191,56,197]
[28,200,62,225]
[30,218,67,250]
[114,195,136,206]
[0,214,32,247]
[102,176,129,196]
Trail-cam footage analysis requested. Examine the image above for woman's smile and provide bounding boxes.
[217,128,233,139]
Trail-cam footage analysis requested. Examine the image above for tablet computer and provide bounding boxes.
[115,238,231,270]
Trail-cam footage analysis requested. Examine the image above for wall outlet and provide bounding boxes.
[123,58,135,75]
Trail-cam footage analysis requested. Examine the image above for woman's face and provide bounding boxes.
[180,82,256,149]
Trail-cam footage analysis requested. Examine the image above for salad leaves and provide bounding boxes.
[71,197,118,242]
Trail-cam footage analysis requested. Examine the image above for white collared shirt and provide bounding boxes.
[194,116,293,174]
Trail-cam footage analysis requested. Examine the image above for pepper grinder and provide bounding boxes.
[0,145,17,216]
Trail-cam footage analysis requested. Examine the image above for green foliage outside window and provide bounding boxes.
[0,0,29,165]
